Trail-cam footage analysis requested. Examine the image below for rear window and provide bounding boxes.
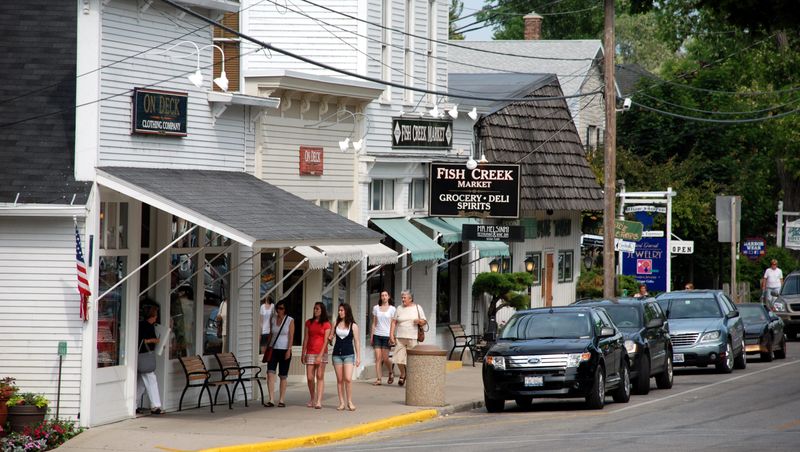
[782,275,800,296]
[659,298,722,319]
[738,305,767,322]
[501,313,592,340]
[601,305,642,328]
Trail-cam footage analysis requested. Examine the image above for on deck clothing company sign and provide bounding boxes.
[429,163,520,219]
[132,88,188,136]
[392,118,452,150]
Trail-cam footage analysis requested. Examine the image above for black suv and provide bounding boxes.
[573,298,673,394]
[482,306,631,412]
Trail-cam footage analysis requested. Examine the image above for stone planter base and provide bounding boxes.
[8,405,46,432]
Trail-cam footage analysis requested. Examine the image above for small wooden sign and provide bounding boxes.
[299,146,324,176]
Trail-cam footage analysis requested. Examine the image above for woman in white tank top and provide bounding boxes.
[370,290,396,385]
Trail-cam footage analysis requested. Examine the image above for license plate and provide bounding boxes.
[524,376,544,387]
[673,353,684,363]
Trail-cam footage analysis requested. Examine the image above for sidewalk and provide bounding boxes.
[59,364,484,452]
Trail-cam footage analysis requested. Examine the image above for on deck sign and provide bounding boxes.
[429,163,520,219]
[132,88,188,136]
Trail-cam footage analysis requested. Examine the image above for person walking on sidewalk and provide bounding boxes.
[389,290,427,387]
[265,301,294,408]
[302,302,331,409]
[370,290,396,385]
[762,259,784,302]
[137,306,164,415]
[329,303,361,411]
[259,296,274,354]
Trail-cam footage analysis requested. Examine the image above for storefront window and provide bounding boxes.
[204,230,231,247]
[170,254,197,359]
[322,264,334,315]
[100,202,129,250]
[337,263,349,307]
[260,252,277,301]
[204,253,230,355]
[172,217,198,248]
[97,256,127,368]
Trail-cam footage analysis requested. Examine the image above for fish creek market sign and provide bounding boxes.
[429,163,520,219]
[392,118,452,149]
[132,88,188,136]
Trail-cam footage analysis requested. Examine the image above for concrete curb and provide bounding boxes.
[195,399,483,452]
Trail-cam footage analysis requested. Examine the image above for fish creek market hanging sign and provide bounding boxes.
[429,163,520,219]
[392,118,452,150]
[132,88,188,136]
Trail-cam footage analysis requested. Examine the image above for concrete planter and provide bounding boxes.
[7,405,47,432]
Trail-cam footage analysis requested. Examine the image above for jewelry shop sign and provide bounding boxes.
[132,88,188,136]
[392,118,453,150]
[429,163,520,219]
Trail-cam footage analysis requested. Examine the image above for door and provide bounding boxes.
[542,253,554,307]
[644,302,667,371]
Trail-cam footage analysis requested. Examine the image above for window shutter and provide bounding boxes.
[213,13,240,92]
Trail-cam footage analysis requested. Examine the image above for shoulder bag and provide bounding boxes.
[138,340,156,373]
[262,316,287,363]
[416,305,428,343]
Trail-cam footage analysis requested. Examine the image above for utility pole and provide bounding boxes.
[602,0,617,298]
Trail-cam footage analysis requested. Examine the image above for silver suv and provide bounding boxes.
[770,270,800,339]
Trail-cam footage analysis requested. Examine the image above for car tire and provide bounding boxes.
[734,340,747,369]
[774,337,787,359]
[761,336,774,362]
[484,394,505,413]
[633,355,651,395]
[585,365,605,410]
[655,354,673,390]
[612,360,631,403]
[716,341,734,374]
[515,397,533,410]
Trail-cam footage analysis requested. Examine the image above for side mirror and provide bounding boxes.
[647,317,664,328]
[727,310,739,319]
[599,327,616,338]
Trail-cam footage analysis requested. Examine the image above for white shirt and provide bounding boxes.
[260,303,274,335]
[270,316,293,349]
[372,305,396,337]
[764,267,783,288]
[393,304,426,340]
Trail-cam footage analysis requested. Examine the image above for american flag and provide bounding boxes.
[76,225,91,320]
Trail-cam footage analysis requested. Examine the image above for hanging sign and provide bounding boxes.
[131,88,188,136]
[429,163,520,219]
[670,240,694,254]
[785,219,800,250]
[625,206,667,214]
[462,224,525,242]
[391,118,453,150]
[741,237,766,260]
[615,220,643,241]
[299,146,324,176]
[622,237,667,292]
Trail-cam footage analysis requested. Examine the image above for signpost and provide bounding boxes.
[429,163,520,218]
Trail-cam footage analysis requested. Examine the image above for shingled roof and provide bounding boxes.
[0,0,91,205]
[469,74,603,212]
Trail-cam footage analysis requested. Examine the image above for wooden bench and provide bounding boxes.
[177,355,234,412]
[448,323,484,366]
[214,352,264,407]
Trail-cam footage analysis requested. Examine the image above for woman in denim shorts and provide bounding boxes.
[329,303,361,411]
[370,290,396,385]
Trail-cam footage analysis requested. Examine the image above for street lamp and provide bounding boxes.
[524,256,535,273]
[489,259,500,273]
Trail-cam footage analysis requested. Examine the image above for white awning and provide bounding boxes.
[317,245,364,263]
[361,243,399,266]
[294,246,329,270]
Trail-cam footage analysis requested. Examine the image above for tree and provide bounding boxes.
[472,272,532,336]
[449,0,466,40]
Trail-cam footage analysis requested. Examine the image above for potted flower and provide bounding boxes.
[6,392,49,433]
[0,377,18,433]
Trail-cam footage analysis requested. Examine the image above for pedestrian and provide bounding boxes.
[328,303,361,411]
[259,296,274,354]
[264,300,294,408]
[633,283,649,298]
[762,259,784,300]
[301,302,331,409]
[137,306,163,415]
[370,290,396,385]
[389,290,427,387]
[684,282,695,290]
[216,298,228,352]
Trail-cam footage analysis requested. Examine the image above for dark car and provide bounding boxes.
[573,298,673,394]
[737,303,787,361]
[768,270,800,339]
[655,290,746,373]
[482,306,631,412]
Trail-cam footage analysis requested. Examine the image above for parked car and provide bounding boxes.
[737,303,787,361]
[482,306,631,412]
[573,298,673,394]
[655,290,746,373]
[768,270,800,340]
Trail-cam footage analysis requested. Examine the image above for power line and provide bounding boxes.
[618,65,800,97]
[630,100,800,123]
[636,91,800,116]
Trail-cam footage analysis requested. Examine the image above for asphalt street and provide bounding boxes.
[315,345,800,452]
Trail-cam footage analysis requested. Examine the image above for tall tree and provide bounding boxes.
[449,0,466,40]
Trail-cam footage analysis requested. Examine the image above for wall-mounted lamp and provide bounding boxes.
[448,105,459,119]
[468,107,478,121]
[524,256,535,273]
[502,258,509,272]
[307,110,370,152]
[489,259,500,273]
[152,41,228,91]
[429,104,441,118]
[338,137,351,152]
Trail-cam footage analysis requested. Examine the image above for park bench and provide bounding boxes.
[447,323,487,366]
[214,352,264,407]
[177,355,233,412]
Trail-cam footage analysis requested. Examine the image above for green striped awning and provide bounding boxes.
[371,218,445,262]
[412,217,461,243]
[441,217,510,258]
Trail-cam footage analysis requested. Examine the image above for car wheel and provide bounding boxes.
[585,365,605,409]
[612,360,631,403]
[774,337,787,359]
[515,397,533,410]
[761,336,774,362]
[633,354,651,395]
[655,354,673,390]
[484,394,505,413]
[734,339,747,369]
[715,342,734,374]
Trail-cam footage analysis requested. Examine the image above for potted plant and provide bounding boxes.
[6,392,49,433]
[0,377,18,434]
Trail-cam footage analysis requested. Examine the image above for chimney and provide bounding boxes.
[523,12,543,40]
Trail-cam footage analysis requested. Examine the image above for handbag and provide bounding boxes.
[138,341,156,373]
[215,318,223,339]
[416,305,428,343]
[262,316,287,363]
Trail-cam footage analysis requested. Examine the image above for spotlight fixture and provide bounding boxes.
[468,107,478,121]
[151,41,229,92]
[448,105,459,119]
[338,137,351,152]
[478,154,488,164]
[188,69,204,88]
[429,105,441,118]
[466,156,478,170]
[352,139,364,151]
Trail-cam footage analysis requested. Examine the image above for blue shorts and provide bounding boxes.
[373,335,391,349]
[331,354,355,365]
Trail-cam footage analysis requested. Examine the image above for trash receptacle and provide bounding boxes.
[405,344,447,406]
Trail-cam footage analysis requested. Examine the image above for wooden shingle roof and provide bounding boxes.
[476,75,603,212]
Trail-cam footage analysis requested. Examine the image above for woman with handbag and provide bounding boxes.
[301,302,331,409]
[263,300,294,408]
[389,290,427,387]
[328,303,361,411]
[137,306,163,415]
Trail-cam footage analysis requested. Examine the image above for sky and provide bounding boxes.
[458,0,495,41]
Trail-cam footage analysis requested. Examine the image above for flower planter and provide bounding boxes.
[7,405,47,432]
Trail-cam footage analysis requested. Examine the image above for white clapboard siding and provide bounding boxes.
[98,2,249,170]
[235,245,257,397]
[0,217,84,420]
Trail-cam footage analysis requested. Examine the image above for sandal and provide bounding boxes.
[264,402,275,407]
[372,380,382,386]
[347,402,356,411]
[387,373,394,385]
[150,408,164,415]
[277,402,286,408]
[337,404,346,411]
[398,376,405,387]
